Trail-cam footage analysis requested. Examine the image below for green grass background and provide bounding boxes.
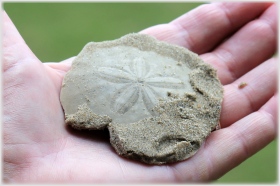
[3,2,277,183]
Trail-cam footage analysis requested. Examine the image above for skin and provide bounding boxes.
[3,2,277,183]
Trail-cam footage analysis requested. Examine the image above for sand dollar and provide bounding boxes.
[60,33,223,164]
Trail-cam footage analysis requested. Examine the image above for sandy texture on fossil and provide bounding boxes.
[60,33,223,164]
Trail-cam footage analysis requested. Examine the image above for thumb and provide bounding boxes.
[2,11,40,72]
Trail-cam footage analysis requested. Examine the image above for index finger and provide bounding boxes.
[141,2,272,54]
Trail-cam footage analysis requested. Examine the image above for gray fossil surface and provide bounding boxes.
[60,33,223,164]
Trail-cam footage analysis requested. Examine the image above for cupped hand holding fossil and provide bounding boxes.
[3,2,277,183]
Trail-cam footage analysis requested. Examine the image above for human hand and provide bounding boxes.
[3,2,277,183]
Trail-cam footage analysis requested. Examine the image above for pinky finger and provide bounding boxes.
[206,94,277,180]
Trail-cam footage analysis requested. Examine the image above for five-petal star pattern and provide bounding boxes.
[96,57,185,115]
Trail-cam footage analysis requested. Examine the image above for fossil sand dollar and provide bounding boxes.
[60,33,223,164]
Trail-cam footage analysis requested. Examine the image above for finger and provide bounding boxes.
[201,4,277,85]
[220,58,277,128]
[45,56,75,75]
[2,11,40,72]
[140,2,272,54]
[41,57,76,94]
[259,93,278,125]
[208,94,277,180]
[171,94,277,181]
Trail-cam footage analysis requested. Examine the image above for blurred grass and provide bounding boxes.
[215,140,277,183]
[3,2,277,183]
[3,2,200,62]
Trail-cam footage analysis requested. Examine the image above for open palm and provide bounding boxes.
[3,2,277,183]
